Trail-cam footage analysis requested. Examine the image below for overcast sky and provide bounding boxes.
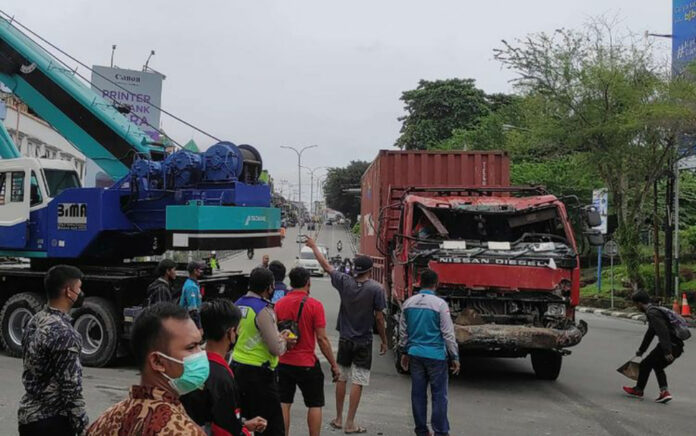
[5,0,672,200]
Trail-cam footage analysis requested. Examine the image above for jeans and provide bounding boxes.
[636,345,683,391]
[410,355,449,436]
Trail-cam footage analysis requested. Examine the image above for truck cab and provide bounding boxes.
[0,158,80,252]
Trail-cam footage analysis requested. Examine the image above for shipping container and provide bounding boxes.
[360,150,510,259]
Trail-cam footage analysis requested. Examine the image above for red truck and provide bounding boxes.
[360,150,599,380]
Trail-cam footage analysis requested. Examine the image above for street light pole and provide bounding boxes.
[281,145,318,213]
[302,166,328,215]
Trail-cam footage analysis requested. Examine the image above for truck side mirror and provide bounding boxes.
[585,230,604,247]
[583,206,601,228]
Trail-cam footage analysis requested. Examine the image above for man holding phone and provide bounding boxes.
[399,269,460,436]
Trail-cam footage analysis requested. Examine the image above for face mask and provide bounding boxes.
[157,350,209,395]
[68,288,85,309]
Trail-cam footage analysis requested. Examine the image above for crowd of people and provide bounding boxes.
[15,236,687,435]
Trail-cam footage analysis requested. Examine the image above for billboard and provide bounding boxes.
[91,65,163,141]
[673,0,696,75]
[592,188,608,235]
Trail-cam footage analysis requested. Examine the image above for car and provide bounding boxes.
[296,245,328,276]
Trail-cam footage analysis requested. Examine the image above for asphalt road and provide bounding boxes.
[0,224,694,435]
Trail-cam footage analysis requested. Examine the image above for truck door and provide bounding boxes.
[0,168,30,249]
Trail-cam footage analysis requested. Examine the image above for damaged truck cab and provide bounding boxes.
[361,151,595,380]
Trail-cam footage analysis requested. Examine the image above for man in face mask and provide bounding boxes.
[86,303,208,435]
[181,300,268,435]
[18,265,88,436]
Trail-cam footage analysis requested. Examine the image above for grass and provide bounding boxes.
[580,262,696,298]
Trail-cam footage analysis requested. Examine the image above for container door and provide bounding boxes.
[0,169,30,249]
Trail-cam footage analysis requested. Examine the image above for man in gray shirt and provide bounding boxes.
[306,237,387,434]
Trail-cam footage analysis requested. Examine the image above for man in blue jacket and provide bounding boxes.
[399,269,460,436]
[179,260,204,328]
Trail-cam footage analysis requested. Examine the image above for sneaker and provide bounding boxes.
[655,391,672,403]
[622,386,644,398]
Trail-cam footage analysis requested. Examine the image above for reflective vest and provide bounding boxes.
[233,295,279,369]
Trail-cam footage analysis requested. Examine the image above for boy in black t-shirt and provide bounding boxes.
[181,300,267,435]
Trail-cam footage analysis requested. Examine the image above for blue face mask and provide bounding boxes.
[157,350,209,395]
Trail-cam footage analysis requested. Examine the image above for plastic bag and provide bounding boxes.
[617,358,640,381]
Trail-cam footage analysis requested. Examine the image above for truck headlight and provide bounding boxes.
[546,303,565,317]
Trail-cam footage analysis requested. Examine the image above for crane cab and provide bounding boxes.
[0,158,80,252]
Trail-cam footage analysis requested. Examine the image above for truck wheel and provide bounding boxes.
[388,308,409,375]
[72,297,120,367]
[531,350,562,380]
[0,292,45,356]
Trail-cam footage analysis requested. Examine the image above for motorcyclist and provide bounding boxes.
[337,240,343,252]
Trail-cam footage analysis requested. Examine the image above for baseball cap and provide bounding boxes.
[353,255,373,275]
[187,260,206,274]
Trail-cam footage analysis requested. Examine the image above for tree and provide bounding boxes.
[395,79,491,150]
[494,18,696,287]
[324,160,370,222]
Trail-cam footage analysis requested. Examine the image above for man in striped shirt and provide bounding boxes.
[399,269,460,436]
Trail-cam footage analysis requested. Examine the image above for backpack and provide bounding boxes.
[652,306,691,341]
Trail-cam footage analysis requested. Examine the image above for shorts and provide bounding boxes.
[337,338,373,386]
[278,361,325,407]
[338,363,371,386]
[337,338,373,370]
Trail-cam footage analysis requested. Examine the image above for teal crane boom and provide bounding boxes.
[0,15,152,179]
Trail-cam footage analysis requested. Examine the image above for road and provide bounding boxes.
[0,224,694,435]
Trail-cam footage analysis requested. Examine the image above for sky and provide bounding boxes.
[3,0,673,202]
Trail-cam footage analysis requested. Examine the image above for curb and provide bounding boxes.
[577,306,646,322]
[578,306,696,326]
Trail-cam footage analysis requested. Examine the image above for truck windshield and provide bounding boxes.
[43,169,81,197]
[300,252,316,260]
[412,204,569,246]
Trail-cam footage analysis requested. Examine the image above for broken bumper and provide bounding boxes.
[454,320,588,350]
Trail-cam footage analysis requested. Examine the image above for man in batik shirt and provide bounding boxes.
[18,265,88,436]
[87,303,207,436]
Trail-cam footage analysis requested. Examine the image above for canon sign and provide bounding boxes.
[114,73,141,83]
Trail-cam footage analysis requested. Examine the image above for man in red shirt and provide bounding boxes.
[275,267,340,436]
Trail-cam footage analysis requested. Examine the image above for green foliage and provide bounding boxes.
[352,221,361,235]
[324,161,370,222]
[395,78,492,150]
[493,19,696,287]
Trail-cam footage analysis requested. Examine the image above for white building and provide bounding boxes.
[1,95,86,179]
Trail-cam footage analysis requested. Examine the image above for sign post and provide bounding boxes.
[604,240,619,309]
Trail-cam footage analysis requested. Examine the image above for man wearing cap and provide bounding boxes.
[179,260,205,329]
[306,237,387,434]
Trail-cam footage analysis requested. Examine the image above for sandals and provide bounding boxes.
[344,427,367,434]
[330,419,343,430]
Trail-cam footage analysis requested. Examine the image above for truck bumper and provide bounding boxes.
[454,320,588,351]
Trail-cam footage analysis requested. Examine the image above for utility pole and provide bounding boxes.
[281,145,318,211]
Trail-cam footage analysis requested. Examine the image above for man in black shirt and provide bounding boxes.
[181,300,267,435]
[623,290,685,403]
[145,259,177,306]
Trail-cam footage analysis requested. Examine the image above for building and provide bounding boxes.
[1,95,86,179]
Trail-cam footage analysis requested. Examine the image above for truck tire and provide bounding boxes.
[387,307,409,375]
[0,292,45,356]
[531,350,562,380]
[72,297,120,367]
